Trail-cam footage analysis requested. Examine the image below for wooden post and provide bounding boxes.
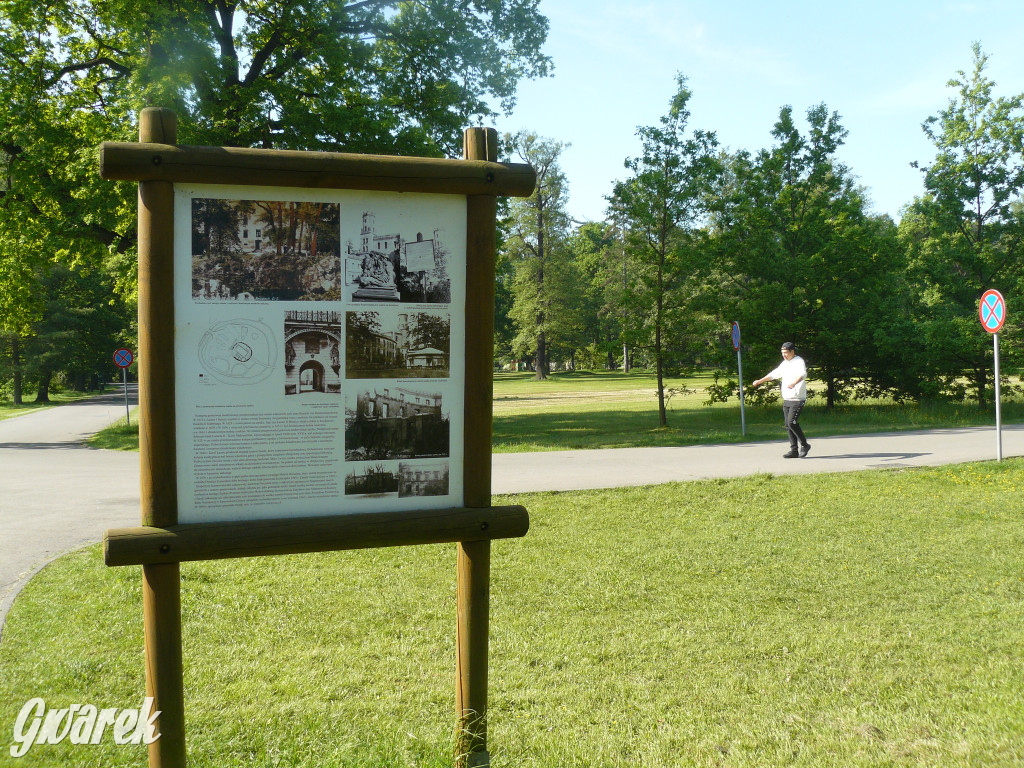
[138,107,186,768]
[457,126,498,768]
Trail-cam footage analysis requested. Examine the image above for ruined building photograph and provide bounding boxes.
[344,463,400,497]
[344,386,449,460]
[398,461,450,498]
[192,198,341,301]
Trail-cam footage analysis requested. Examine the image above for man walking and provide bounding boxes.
[752,341,810,458]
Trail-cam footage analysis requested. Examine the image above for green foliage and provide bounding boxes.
[709,104,915,406]
[904,44,1024,405]
[608,74,722,425]
[502,131,577,378]
[704,371,779,407]
[568,222,628,371]
[0,0,552,397]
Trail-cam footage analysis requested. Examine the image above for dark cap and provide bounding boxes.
[781,341,795,351]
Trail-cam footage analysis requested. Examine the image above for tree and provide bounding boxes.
[0,231,42,403]
[0,0,551,396]
[904,44,1024,405]
[410,312,450,354]
[502,130,576,379]
[609,74,721,426]
[710,104,913,407]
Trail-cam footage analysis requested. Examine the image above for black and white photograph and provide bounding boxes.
[284,310,342,395]
[345,310,450,379]
[344,463,399,497]
[192,198,341,301]
[398,461,450,498]
[344,385,450,461]
[343,210,452,303]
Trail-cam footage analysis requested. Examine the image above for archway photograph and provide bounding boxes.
[284,310,342,395]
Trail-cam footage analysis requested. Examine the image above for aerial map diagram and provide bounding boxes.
[197,318,278,384]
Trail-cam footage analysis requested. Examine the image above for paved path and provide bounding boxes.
[0,389,139,634]
[1,391,1021,636]
[492,425,1024,493]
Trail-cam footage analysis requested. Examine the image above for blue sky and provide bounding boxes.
[492,0,1024,224]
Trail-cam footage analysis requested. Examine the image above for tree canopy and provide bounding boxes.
[0,0,551,400]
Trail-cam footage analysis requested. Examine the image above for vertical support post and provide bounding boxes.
[124,367,131,427]
[994,332,1003,461]
[736,347,746,437]
[138,107,185,768]
[458,126,498,768]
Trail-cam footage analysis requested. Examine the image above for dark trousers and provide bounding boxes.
[783,399,808,450]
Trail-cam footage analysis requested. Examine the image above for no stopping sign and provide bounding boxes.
[979,289,1007,334]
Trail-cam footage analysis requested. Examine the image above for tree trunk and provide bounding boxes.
[12,335,23,405]
[535,329,548,380]
[826,377,836,410]
[656,305,666,427]
[35,369,52,403]
[656,247,666,427]
[976,364,987,409]
[656,345,666,427]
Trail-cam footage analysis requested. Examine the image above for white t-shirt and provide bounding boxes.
[768,356,807,401]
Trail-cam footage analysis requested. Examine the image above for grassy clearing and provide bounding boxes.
[84,370,1023,452]
[0,390,103,423]
[2,460,1023,766]
[492,371,1024,451]
[85,410,139,451]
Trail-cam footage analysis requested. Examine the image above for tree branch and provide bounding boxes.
[43,57,131,87]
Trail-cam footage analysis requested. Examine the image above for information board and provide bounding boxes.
[173,185,467,523]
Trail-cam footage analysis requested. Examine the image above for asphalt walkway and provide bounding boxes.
[0,388,139,634]
[1,391,1021,636]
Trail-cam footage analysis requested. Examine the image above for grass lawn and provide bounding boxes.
[0,389,104,422]
[85,370,1023,454]
[492,371,1024,452]
[85,410,139,451]
[2,460,1023,766]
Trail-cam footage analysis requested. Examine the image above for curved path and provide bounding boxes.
[0,389,139,636]
[2,391,1021,636]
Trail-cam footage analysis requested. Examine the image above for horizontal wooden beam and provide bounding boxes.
[105,505,529,566]
[98,142,536,197]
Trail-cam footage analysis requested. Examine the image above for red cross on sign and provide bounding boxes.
[113,348,134,368]
[979,289,1007,334]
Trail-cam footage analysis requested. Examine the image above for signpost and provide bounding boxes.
[732,322,746,436]
[99,108,535,768]
[979,289,1007,461]
[113,348,134,426]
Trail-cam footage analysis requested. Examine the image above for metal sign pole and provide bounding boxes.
[979,289,1007,462]
[994,332,1003,461]
[737,347,746,436]
[123,367,130,427]
[732,322,746,436]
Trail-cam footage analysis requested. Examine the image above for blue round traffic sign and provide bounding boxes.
[731,322,741,351]
[979,289,1007,334]
[113,348,134,368]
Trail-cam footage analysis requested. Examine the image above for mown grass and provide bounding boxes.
[492,371,1024,452]
[0,389,104,423]
[2,460,1023,767]
[85,410,139,451]
[85,370,1023,454]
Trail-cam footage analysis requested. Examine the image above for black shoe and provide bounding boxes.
[799,443,811,458]
[783,450,799,458]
